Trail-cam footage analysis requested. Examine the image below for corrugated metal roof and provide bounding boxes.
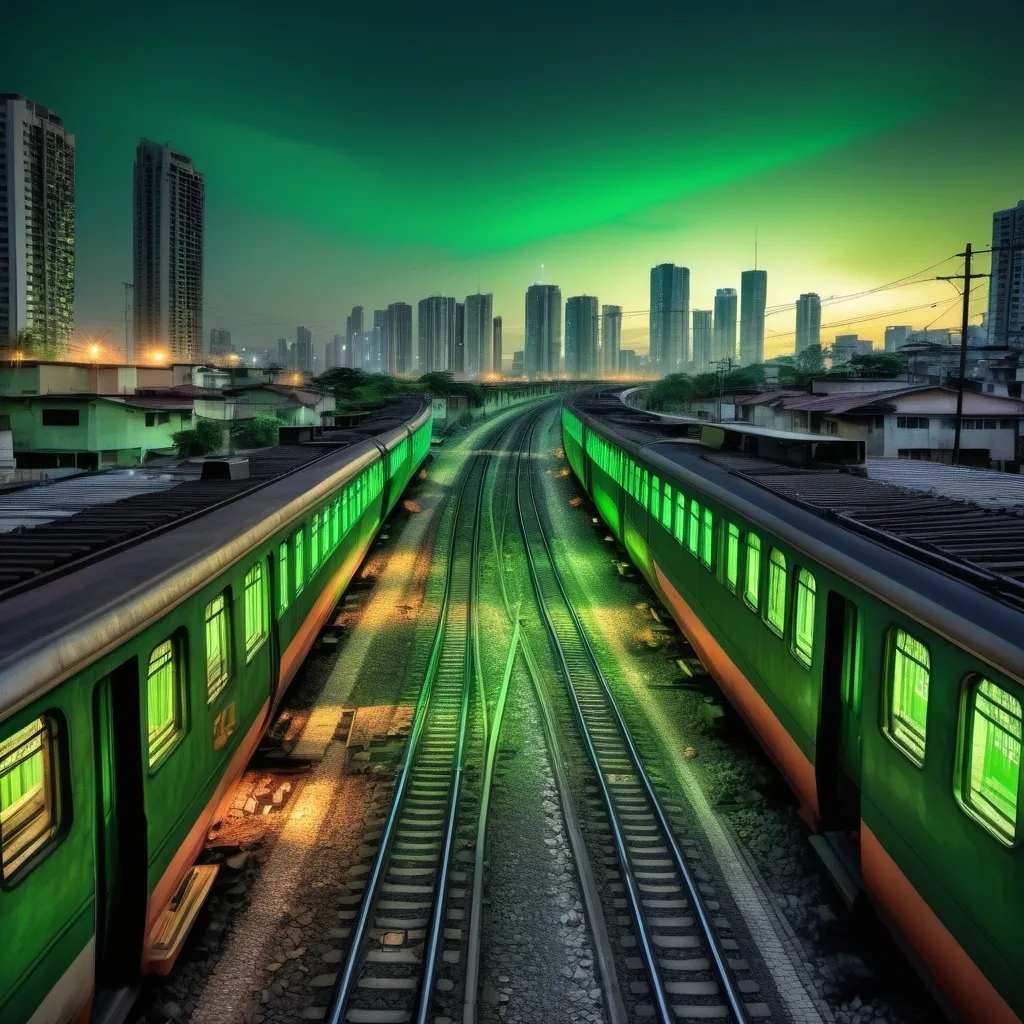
[866,459,1024,510]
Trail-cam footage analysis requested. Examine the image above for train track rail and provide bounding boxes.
[515,415,769,1024]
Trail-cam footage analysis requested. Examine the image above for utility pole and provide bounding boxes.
[121,281,134,364]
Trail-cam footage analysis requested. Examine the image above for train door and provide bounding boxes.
[92,658,148,1006]
[816,593,863,831]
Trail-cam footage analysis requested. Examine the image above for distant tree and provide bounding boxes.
[171,418,225,457]
[232,415,283,449]
[794,345,825,376]
[315,367,368,394]
[722,364,766,391]
[847,352,908,378]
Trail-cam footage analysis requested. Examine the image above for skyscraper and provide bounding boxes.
[601,305,622,375]
[465,293,494,377]
[884,325,912,353]
[987,200,1024,348]
[133,139,204,362]
[649,264,689,375]
[713,288,737,365]
[418,295,457,373]
[565,295,599,377]
[0,95,75,355]
[739,270,767,366]
[294,325,313,373]
[277,338,290,368]
[209,328,233,356]
[795,293,822,353]
[329,333,344,369]
[492,316,503,376]
[525,284,561,376]
[385,302,413,373]
[692,310,712,372]
[345,305,364,367]
[451,301,465,375]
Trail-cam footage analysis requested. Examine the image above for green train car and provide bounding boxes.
[562,391,1022,1024]
[0,399,431,1024]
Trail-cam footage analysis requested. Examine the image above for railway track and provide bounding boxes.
[515,415,772,1024]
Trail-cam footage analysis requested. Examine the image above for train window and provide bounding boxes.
[700,509,713,568]
[651,476,661,520]
[1,715,62,882]
[743,534,761,610]
[294,529,305,595]
[244,564,268,661]
[311,514,321,572]
[205,592,232,703]
[641,470,650,511]
[332,499,340,548]
[687,501,700,556]
[661,485,673,531]
[885,628,930,765]
[148,638,185,769]
[724,524,740,592]
[278,542,289,614]
[792,569,816,667]
[674,493,686,544]
[957,677,1021,845]
[766,549,787,635]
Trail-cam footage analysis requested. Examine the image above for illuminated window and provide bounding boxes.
[311,513,321,571]
[674,493,686,544]
[725,523,739,592]
[687,501,700,555]
[148,639,185,768]
[294,530,305,595]
[278,542,289,614]
[700,508,713,568]
[661,484,673,531]
[958,677,1021,845]
[1,716,62,880]
[244,564,268,661]
[205,593,232,702]
[744,534,761,610]
[792,569,816,666]
[885,628,930,765]
[332,499,340,547]
[651,476,661,521]
[766,549,787,635]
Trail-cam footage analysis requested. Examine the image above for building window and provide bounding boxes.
[41,408,78,426]
[743,534,761,610]
[278,542,289,613]
[148,639,185,769]
[687,501,700,556]
[896,416,929,429]
[885,628,930,765]
[957,677,1021,845]
[766,549,787,635]
[244,564,268,661]
[145,411,170,427]
[724,523,739,592]
[205,593,232,703]
[0,716,62,881]
[700,508,713,568]
[792,569,816,667]
[294,530,305,595]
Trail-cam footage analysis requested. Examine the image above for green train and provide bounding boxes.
[0,399,431,1024]
[561,392,1022,1024]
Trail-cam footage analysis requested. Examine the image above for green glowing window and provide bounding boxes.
[244,564,268,661]
[841,605,863,715]
[766,549,787,635]
[687,501,700,556]
[700,508,713,568]
[294,529,305,595]
[674,493,686,543]
[958,677,1021,845]
[311,513,321,571]
[725,524,740,592]
[332,499,340,548]
[651,476,661,521]
[1,716,61,880]
[885,628,930,765]
[148,639,184,768]
[278,542,289,614]
[641,470,649,510]
[661,485,673,531]
[205,592,232,703]
[743,534,761,610]
[792,569,816,667]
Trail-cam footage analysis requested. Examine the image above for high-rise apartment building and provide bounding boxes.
[294,325,313,373]
[0,95,76,354]
[620,350,637,374]
[511,351,524,378]
[884,324,912,353]
[601,305,622,375]
[795,293,822,353]
[649,264,689,375]
[418,295,457,373]
[565,295,599,377]
[384,302,413,373]
[739,269,767,366]
[345,305,364,367]
[492,316,503,376]
[713,288,737,365]
[451,301,465,375]
[209,328,232,356]
[465,293,494,377]
[277,338,290,368]
[692,310,712,372]
[133,139,204,362]
[987,200,1024,348]
[525,284,561,376]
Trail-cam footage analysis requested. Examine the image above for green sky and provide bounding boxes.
[6,0,1022,361]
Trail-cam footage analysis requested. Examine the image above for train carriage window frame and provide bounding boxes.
[884,627,930,767]
[204,591,233,704]
[277,541,290,615]
[743,534,761,610]
[673,493,686,544]
[792,568,816,667]
[687,500,700,556]
[147,635,187,771]
[724,523,740,593]
[700,508,713,569]
[0,713,67,886]
[955,676,1021,846]
[661,484,673,532]
[244,563,269,662]
[651,475,661,521]
[765,549,787,636]
[311,513,321,573]
[294,528,306,595]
